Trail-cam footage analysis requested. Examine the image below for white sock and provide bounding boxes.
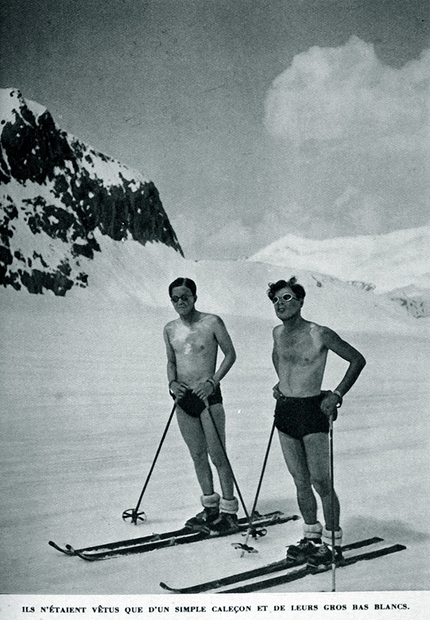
[322,526,343,547]
[304,521,323,540]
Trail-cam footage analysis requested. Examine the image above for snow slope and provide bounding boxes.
[1,240,429,617]
[63,233,425,333]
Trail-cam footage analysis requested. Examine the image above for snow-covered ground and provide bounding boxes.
[1,243,429,618]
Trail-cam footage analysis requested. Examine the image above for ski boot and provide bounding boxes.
[307,527,344,570]
[185,492,220,530]
[208,497,240,536]
[286,522,323,564]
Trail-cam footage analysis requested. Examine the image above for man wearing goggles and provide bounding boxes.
[268,277,366,568]
[163,277,238,535]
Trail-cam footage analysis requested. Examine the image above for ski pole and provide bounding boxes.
[122,402,177,525]
[329,414,336,591]
[240,419,276,556]
[205,407,254,540]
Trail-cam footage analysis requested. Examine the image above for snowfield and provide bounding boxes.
[1,241,429,618]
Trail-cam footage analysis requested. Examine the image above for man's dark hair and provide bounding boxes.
[267,277,306,301]
[169,277,197,298]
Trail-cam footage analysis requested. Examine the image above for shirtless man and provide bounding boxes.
[164,277,239,534]
[268,277,366,567]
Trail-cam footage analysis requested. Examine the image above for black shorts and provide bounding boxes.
[274,393,329,439]
[175,385,223,418]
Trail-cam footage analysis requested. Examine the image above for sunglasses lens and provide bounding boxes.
[272,294,294,304]
[171,295,191,303]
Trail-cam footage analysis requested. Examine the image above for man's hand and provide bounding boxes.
[320,391,340,421]
[169,381,189,399]
[193,380,215,400]
[272,383,281,400]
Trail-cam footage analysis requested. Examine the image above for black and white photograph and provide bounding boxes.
[1,1,429,618]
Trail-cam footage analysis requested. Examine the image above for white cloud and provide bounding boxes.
[264,36,430,151]
[176,38,429,260]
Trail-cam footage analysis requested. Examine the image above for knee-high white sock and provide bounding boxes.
[303,521,323,540]
[200,492,220,509]
[220,497,239,514]
[322,526,343,548]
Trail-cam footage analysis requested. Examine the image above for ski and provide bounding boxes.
[159,536,383,593]
[49,511,299,561]
[220,543,407,593]
[48,540,76,556]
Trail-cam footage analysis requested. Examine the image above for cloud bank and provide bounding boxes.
[264,36,429,151]
[201,37,429,258]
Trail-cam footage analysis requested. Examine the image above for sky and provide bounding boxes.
[1,0,429,260]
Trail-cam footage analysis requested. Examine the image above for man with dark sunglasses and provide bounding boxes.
[268,277,366,568]
[163,277,239,534]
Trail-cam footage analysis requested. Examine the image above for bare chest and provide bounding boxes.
[169,322,215,357]
[277,330,324,367]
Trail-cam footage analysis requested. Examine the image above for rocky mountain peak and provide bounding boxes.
[0,88,183,296]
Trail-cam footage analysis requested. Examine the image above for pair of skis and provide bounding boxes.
[160,537,406,593]
[48,510,299,561]
[49,514,406,593]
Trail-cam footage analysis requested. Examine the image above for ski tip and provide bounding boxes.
[159,582,178,593]
[48,541,75,556]
[65,545,96,561]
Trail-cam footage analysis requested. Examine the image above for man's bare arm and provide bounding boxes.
[192,316,236,400]
[320,327,366,417]
[322,327,366,397]
[163,326,188,397]
[272,329,279,375]
[271,329,281,396]
[211,316,236,384]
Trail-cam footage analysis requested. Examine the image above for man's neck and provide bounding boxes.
[180,308,200,325]
[281,313,305,332]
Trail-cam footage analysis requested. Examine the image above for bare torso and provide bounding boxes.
[273,320,328,397]
[164,313,219,387]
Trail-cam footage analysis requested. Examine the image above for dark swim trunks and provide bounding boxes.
[175,385,223,418]
[274,393,329,439]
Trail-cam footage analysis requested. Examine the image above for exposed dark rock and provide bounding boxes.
[0,88,183,295]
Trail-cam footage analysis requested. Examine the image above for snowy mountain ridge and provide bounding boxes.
[249,226,430,294]
[249,226,430,317]
[0,88,182,295]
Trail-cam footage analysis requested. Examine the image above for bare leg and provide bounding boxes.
[303,433,340,531]
[176,406,214,495]
[201,404,235,500]
[277,430,318,524]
